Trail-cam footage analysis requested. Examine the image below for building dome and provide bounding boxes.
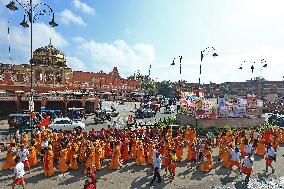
[32,38,66,67]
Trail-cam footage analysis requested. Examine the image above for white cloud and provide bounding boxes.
[72,0,95,15]
[0,17,68,64]
[67,56,86,71]
[134,44,155,63]
[75,38,156,77]
[72,36,87,44]
[60,9,87,27]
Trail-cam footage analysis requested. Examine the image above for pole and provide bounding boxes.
[99,77,102,109]
[29,0,34,137]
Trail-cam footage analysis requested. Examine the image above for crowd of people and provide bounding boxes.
[1,124,283,188]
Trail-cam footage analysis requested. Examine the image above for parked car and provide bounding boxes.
[8,113,42,131]
[104,108,119,117]
[144,108,156,118]
[135,108,155,118]
[135,108,145,119]
[49,118,85,131]
[67,107,85,120]
[164,105,175,114]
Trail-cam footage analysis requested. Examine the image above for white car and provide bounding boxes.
[164,106,175,114]
[49,117,85,131]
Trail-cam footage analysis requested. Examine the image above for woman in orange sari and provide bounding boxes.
[79,140,88,162]
[108,143,122,169]
[100,140,106,160]
[200,146,213,172]
[51,133,60,162]
[131,138,137,160]
[104,140,111,157]
[176,138,184,162]
[85,145,96,170]
[186,141,196,163]
[44,146,55,176]
[65,144,71,163]
[69,143,79,170]
[279,129,284,143]
[222,145,231,168]
[167,126,173,141]
[255,136,265,155]
[122,138,130,161]
[146,143,154,165]
[136,144,145,165]
[28,140,38,167]
[95,145,102,170]
[35,132,42,153]
[57,147,69,173]
[1,139,17,170]
[22,133,29,148]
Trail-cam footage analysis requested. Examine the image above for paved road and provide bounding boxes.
[83,101,176,132]
[0,101,175,141]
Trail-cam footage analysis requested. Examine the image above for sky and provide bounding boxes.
[0,0,284,84]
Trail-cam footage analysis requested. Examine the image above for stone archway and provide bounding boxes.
[67,101,82,109]
[46,101,65,112]
[0,101,17,116]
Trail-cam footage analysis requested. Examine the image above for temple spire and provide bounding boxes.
[49,38,52,46]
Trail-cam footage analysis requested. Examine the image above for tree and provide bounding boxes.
[255,77,266,81]
[135,73,157,95]
[157,80,172,97]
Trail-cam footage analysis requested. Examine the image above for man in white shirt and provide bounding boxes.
[41,138,49,162]
[244,143,253,156]
[112,121,120,130]
[265,144,276,173]
[152,147,158,164]
[230,147,241,173]
[16,130,21,144]
[242,154,254,181]
[12,157,25,189]
[17,145,30,174]
[253,130,259,148]
[150,153,162,185]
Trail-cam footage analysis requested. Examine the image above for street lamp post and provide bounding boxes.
[99,76,102,110]
[6,0,58,136]
[171,56,182,103]
[200,47,218,86]
[239,58,267,98]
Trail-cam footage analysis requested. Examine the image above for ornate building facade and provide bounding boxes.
[32,40,72,85]
[0,41,140,93]
[0,41,140,116]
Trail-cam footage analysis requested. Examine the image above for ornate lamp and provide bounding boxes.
[49,13,58,27]
[20,15,29,28]
[6,1,18,12]
[171,58,175,66]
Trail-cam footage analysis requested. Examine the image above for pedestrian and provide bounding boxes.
[41,138,49,162]
[241,154,254,181]
[84,167,97,189]
[169,150,177,182]
[243,140,253,158]
[15,130,21,145]
[12,157,25,189]
[16,144,30,174]
[264,143,276,173]
[230,147,241,173]
[252,129,259,148]
[150,152,162,185]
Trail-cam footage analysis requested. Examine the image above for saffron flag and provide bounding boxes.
[37,116,51,127]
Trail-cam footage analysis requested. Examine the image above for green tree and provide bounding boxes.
[157,80,172,97]
[135,73,157,95]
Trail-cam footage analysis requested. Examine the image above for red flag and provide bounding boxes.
[37,116,51,127]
